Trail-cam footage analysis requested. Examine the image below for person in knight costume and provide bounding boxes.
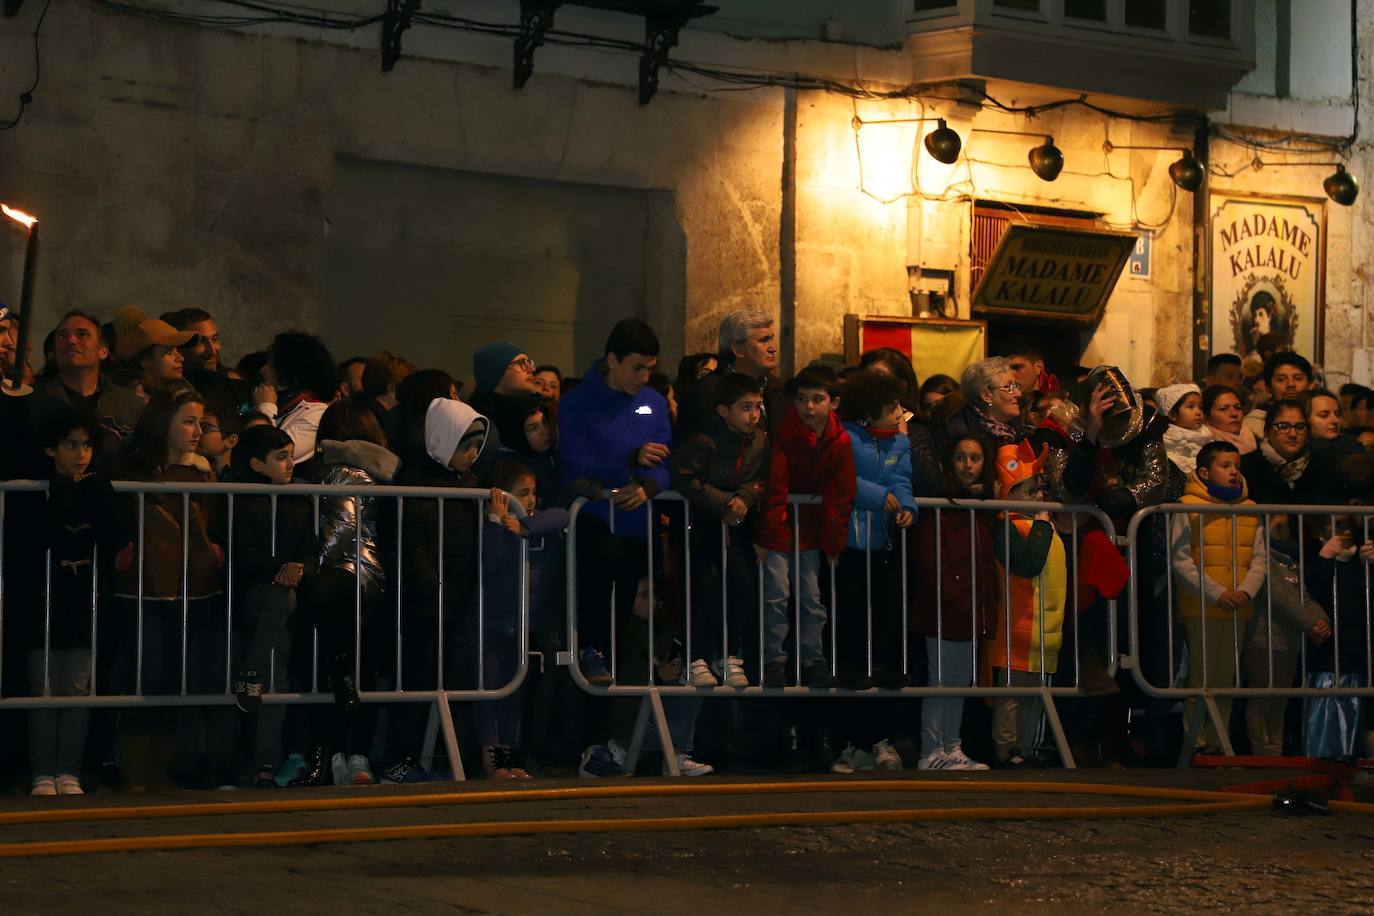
[1030,366,1178,765]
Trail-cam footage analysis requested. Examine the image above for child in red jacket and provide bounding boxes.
[754,367,856,688]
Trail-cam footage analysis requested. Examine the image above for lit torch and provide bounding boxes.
[1,203,38,391]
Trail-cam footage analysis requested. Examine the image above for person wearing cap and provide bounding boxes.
[111,305,197,399]
[391,397,489,766]
[467,341,544,481]
[1157,382,1214,476]
[27,310,146,472]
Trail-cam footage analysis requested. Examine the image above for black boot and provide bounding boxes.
[780,724,810,774]
[287,746,331,787]
[812,726,838,773]
[329,654,361,709]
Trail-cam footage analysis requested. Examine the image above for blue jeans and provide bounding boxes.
[763,550,827,667]
[920,637,973,758]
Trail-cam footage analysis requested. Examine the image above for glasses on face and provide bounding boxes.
[1272,422,1309,434]
[508,357,535,374]
[988,381,1022,394]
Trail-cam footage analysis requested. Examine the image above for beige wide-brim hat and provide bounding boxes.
[113,305,196,362]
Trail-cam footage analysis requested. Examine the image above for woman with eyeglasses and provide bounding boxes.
[938,357,1027,457]
[1239,399,1327,506]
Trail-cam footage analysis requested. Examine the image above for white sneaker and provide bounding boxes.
[347,754,375,786]
[872,739,902,771]
[606,739,629,769]
[918,750,957,770]
[330,752,349,786]
[721,656,748,688]
[55,774,84,795]
[831,743,876,774]
[943,746,990,771]
[667,753,714,777]
[689,659,719,687]
[30,775,56,796]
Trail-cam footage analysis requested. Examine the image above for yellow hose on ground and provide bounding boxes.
[0,797,1270,859]
[0,778,1268,827]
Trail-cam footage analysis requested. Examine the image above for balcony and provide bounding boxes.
[905,0,1256,110]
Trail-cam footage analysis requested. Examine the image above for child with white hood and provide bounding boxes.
[1158,383,1214,475]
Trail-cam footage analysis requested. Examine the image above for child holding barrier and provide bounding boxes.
[1169,440,1268,756]
[669,371,767,688]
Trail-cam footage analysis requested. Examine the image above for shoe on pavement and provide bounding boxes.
[330,752,350,786]
[347,754,375,786]
[275,753,306,787]
[802,662,837,689]
[917,750,955,770]
[578,743,629,778]
[689,658,719,687]
[484,745,518,778]
[381,757,439,785]
[943,746,990,771]
[54,773,84,795]
[763,663,787,688]
[872,739,902,771]
[831,743,876,774]
[30,775,57,796]
[667,753,714,777]
[252,767,277,789]
[994,753,1030,769]
[581,647,613,685]
[713,656,748,688]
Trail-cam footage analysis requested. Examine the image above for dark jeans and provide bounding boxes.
[574,514,650,652]
[683,521,760,675]
[239,583,296,766]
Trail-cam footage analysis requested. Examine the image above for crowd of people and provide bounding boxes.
[0,299,1369,796]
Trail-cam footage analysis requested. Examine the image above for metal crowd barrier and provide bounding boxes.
[0,480,530,782]
[1123,501,1374,766]
[563,492,1119,773]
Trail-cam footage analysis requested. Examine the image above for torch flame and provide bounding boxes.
[1,204,38,228]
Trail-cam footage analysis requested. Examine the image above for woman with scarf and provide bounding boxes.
[1202,385,1258,456]
[1240,399,1329,506]
[938,357,1027,457]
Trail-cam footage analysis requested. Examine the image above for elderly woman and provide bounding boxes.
[938,357,1026,454]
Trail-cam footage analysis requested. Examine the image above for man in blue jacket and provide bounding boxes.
[559,318,672,686]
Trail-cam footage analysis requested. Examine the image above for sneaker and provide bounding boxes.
[801,662,837,688]
[581,647,613,685]
[994,753,1029,769]
[578,743,629,778]
[831,743,876,774]
[330,752,349,786]
[252,767,278,789]
[234,669,263,714]
[484,745,517,778]
[943,746,990,771]
[55,774,84,795]
[30,775,56,796]
[917,750,955,770]
[347,754,375,785]
[873,667,912,691]
[719,656,748,688]
[668,753,714,777]
[606,739,629,769]
[381,758,439,785]
[689,659,719,687]
[872,739,902,771]
[763,663,787,688]
[275,753,306,787]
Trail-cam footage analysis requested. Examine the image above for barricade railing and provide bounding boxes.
[1123,501,1374,766]
[563,491,1119,772]
[0,480,530,782]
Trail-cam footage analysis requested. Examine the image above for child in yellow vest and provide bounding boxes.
[990,441,1067,768]
[1169,440,1268,754]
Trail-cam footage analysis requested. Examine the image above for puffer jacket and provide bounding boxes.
[669,414,767,521]
[1170,472,1266,621]
[316,438,399,595]
[754,408,856,558]
[991,513,1066,674]
[844,422,916,551]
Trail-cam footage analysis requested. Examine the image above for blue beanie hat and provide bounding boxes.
[473,341,523,393]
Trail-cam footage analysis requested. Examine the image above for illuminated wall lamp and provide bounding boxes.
[1239,159,1359,206]
[971,128,1063,181]
[1102,141,1204,192]
[852,114,963,164]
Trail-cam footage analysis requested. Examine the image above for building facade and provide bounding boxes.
[0,0,1365,386]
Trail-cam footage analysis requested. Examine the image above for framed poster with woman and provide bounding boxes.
[1208,191,1325,364]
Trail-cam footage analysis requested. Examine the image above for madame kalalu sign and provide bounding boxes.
[1208,193,1324,362]
[972,225,1137,324]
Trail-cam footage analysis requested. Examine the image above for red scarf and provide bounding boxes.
[866,425,900,440]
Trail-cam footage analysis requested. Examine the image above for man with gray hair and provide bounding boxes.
[680,308,785,435]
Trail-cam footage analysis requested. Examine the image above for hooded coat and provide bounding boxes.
[395,399,487,630]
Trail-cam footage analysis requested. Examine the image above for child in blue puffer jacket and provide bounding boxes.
[834,368,918,694]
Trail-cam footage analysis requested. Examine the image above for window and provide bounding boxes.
[992,0,1041,10]
[1124,0,1167,30]
[1063,0,1106,20]
[1189,0,1230,38]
